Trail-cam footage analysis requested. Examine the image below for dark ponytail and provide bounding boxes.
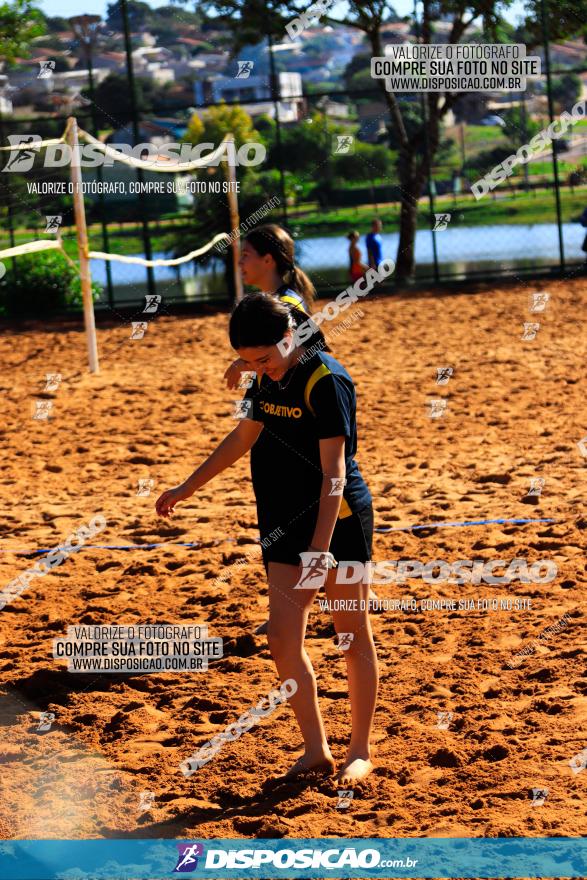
[244,224,315,311]
[230,292,330,354]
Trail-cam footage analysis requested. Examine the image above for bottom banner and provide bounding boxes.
[0,838,585,879]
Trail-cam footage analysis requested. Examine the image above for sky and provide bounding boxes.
[39,0,528,26]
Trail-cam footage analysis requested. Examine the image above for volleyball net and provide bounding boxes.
[0,117,242,372]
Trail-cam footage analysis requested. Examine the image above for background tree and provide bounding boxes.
[85,72,156,128]
[106,0,149,32]
[502,106,541,147]
[184,102,262,153]
[200,0,584,282]
[198,0,522,282]
[550,73,582,112]
[0,0,44,62]
[169,104,280,292]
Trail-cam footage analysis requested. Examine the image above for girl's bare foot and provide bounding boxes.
[283,751,335,780]
[338,755,373,784]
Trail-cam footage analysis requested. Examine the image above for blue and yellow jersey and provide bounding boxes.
[243,350,371,533]
[275,285,309,315]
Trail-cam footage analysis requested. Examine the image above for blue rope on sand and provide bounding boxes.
[1,517,556,555]
[0,540,203,556]
[374,516,556,533]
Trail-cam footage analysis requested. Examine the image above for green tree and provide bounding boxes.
[551,73,581,112]
[106,0,150,31]
[267,113,329,172]
[343,50,376,94]
[516,0,587,43]
[196,0,511,282]
[184,102,262,154]
[87,72,156,127]
[332,142,396,182]
[170,103,276,293]
[502,106,541,147]
[0,0,44,62]
[198,0,583,282]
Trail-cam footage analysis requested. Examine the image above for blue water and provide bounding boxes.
[91,221,586,303]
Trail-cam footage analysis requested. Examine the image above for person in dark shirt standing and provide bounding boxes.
[365,218,384,270]
[156,294,378,785]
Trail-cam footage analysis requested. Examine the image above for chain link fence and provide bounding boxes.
[0,57,585,313]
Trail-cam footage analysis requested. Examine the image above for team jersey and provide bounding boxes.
[275,285,308,315]
[243,350,371,536]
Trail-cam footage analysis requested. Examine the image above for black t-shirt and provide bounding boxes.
[243,350,371,535]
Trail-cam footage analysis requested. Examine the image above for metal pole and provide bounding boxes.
[120,0,156,298]
[422,94,439,284]
[540,0,565,271]
[68,116,99,373]
[267,31,288,226]
[0,109,18,281]
[520,90,530,192]
[225,138,244,302]
[413,0,439,282]
[85,43,115,307]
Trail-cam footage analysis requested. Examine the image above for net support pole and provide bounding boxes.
[67,116,99,374]
[225,137,244,302]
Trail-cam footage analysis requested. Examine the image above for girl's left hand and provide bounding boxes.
[224,358,246,390]
[155,485,189,518]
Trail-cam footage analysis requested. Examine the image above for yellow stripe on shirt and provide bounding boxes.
[304,364,352,519]
[304,363,332,416]
[280,293,308,314]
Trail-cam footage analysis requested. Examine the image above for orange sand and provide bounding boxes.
[0,277,585,846]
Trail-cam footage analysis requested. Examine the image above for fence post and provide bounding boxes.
[120,0,157,300]
[67,116,99,374]
[225,137,243,302]
[0,110,18,282]
[540,0,565,273]
[268,30,288,227]
[420,95,439,284]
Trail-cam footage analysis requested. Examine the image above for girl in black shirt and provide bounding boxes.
[156,294,378,784]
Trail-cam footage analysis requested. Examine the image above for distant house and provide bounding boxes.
[380,22,412,44]
[108,118,187,148]
[189,52,230,74]
[132,46,175,85]
[0,75,12,114]
[286,54,334,83]
[550,40,585,67]
[51,68,110,92]
[357,101,388,143]
[318,99,350,119]
[194,71,303,122]
[94,52,128,72]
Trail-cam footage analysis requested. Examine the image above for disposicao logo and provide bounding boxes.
[174,843,205,872]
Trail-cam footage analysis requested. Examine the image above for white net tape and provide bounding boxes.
[77,129,230,173]
[88,232,230,266]
[0,234,230,268]
[0,137,65,151]
[0,239,62,259]
[0,124,232,172]
[0,121,235,270]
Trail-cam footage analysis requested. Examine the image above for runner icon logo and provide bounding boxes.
[174,843,204,873]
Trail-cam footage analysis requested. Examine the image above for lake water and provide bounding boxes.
[92,221,586,307]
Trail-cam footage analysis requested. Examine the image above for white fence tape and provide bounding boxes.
[78,129,230,172]
[88,233,230,267]
[0,239,62,259]
[0,137,65,151]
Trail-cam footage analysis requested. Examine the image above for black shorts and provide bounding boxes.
[261,503,373,571]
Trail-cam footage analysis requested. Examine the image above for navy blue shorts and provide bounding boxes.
[261,503,373,571]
